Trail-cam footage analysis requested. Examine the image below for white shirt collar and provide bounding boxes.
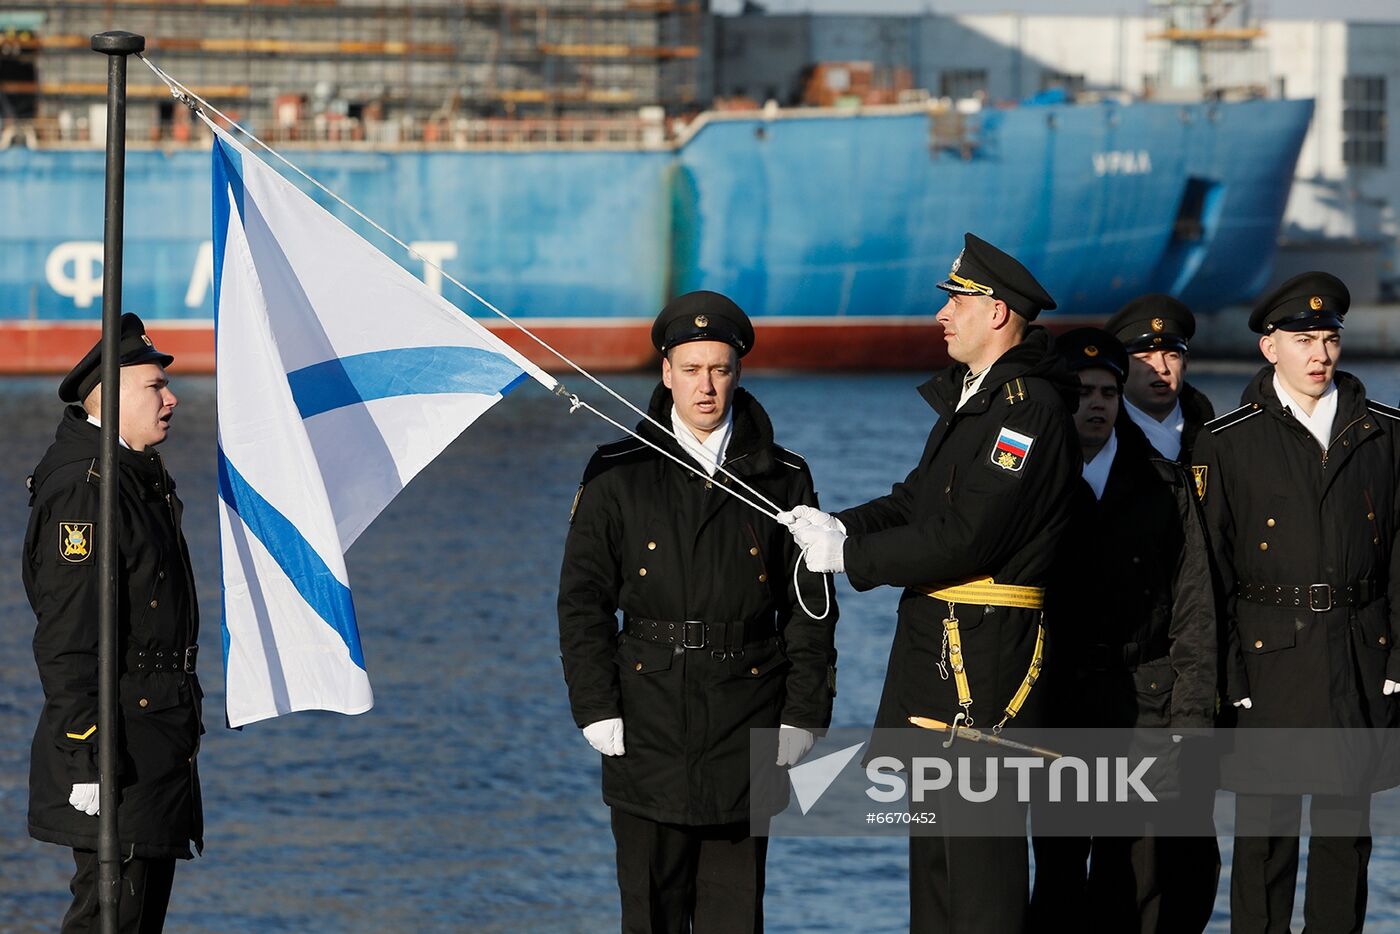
[957,367,991,411]
[1124,398,1185,461]
[670,405,733,477]
[85,414,132,450]
[1272,373,1338,451]
[1081,428,1117,500]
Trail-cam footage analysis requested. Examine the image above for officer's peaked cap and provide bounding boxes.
[59,313,175,403]
[1055,327,1129,383]
[1105,293,1196,354]
[936,232,1057,321]
[1249,272,1350,335]
[652,291,754,357]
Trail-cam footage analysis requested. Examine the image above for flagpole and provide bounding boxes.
[91,29,143,934]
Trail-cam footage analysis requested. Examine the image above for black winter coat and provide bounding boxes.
[836,327,1080,732]
[1195,369,1400,792]
[1177,381,1217,466]
[558,385,837,825]
[1042,417,1217,731]
[24,407,203,859]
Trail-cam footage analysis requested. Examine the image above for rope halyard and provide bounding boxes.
[135,53,786,521]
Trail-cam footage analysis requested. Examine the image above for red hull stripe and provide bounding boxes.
[0,317,1105,374]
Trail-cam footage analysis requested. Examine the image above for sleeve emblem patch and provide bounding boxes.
[59,521,93,563]
[991,427,1035,472]
[1191,465,1208,501]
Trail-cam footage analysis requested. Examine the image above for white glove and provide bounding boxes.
[1233,697,1253,709]
[1384,680,1399,696]
[781,504,845,534]
[69,783,100,816]
[582,718,625,756]
[794,525,846,574]
[776,724,815,767]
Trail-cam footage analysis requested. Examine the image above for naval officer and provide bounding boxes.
[785,233,1080,933]
[1193,272,1400,933]
[558,291,838,932]
[1030,328,1218,934]
[1105,294,1216,465]
[24,314,203,933]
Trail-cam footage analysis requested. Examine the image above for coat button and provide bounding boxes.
[1131,556,1140,564]
[647,542,656,550]
[1254,640,1264,649]
[138,698,149,708]
[1266,518,1275,527]
[750,666,760,675]
[634,662,643,671]
[1368,512,1376,521]
[1343,440,1350,446]
[158,571,166,580]
[1149,682,1158,690]
[639,568,647,577]
[149,599,158,608]
[758,573,768,583]
[705,481,713,490]
[1365,423,1372,429]
[1381,636,1389,646]
[1259,542,1269,551]
[750,547,759,556]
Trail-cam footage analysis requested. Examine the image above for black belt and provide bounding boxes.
[623,616,775,651]
[1237,581,1377,613]
[1083,639,1168,672]
[127,644,198,674]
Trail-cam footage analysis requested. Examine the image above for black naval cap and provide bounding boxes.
[58,313,175,403]
[651,290,755,357]
[1055,327,1129,383]
[936,232,1057,321]
[1249,271,1350,335]
[1105,293,1195,354]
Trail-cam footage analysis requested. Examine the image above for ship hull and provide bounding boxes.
[0,98,1313,372]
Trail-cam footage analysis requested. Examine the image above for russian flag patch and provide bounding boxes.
[991,426,1035,472]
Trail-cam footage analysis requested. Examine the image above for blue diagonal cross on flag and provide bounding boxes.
[210,125,555,727]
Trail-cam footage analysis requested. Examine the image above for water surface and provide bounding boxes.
[3,361,1399,931]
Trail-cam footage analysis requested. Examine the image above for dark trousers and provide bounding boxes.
[610,807,768,934]
[61,849,176,934]
[1029,833,1219,933]
[1231,793,1371,934]
[909,794,1029,934]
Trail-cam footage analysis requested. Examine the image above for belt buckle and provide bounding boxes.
[681,621,706,650]
[183,644,199,674]
[1308,584,1332,613]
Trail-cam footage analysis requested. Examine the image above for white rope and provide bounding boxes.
[569,396,781,521]
[136,53,785,517]
[794,548,833,621]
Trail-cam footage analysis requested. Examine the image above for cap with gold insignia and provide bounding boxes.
[1105,293,1195,354]
[1248,271,1350,335]
[651,290,755,357]
[936,232,1057,321]
[58,313,175,403]
[1055,327,1128,382]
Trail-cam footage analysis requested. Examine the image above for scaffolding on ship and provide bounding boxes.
[0,0,706,148]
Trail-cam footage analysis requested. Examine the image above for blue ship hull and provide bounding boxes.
[0,97,1313,370]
